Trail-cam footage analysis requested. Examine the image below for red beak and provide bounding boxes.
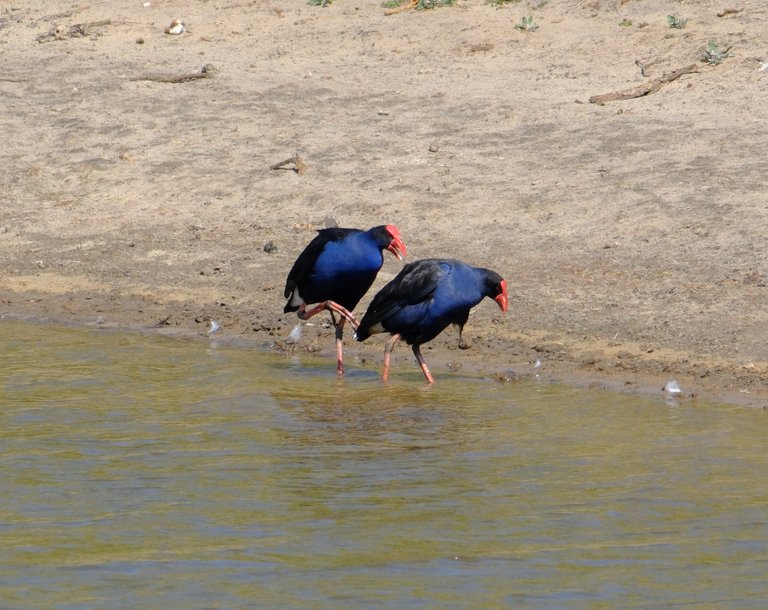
[385,225,407,261]
[495,279,508,313]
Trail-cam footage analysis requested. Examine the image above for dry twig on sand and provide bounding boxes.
[589,63,700,105]
[384,0,418,15]
[36,20,112,42]
[271,154,306,175]
[130,64,215,84]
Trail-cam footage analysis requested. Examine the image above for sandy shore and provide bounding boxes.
[2,0,768,406]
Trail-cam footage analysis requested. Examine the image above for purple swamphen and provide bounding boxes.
[284,224,407,374]
[355,258,508,383]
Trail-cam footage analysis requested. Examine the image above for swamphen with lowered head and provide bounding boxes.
[284,224,407,374]
[355,258,507,383]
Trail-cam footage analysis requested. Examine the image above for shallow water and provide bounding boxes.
[2,320,768,609]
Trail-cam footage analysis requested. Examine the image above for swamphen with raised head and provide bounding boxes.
[355,258,508,384]
[284,224,407,374]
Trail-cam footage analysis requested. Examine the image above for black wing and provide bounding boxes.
[283,228,357,298]
[359,259,449,329]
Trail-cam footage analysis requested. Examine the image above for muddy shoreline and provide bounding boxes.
[3,287,766,408]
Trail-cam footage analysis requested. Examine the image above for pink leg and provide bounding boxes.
[299,301,359,330]
[382,333,400,382]
[335,318,346,376]
[412,344,435,384]
[297,301,356,376]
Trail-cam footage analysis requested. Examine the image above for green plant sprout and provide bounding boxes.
[514,16,538,32]
[667,14,688,29]
[702,40,731,65]
[419,0,455,8]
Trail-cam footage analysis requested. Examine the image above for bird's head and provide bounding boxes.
[483,271,508,313]
[384,225,407,261]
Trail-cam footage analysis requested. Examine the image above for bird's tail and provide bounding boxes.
[353,326,370,342]
[284,286,302,314]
